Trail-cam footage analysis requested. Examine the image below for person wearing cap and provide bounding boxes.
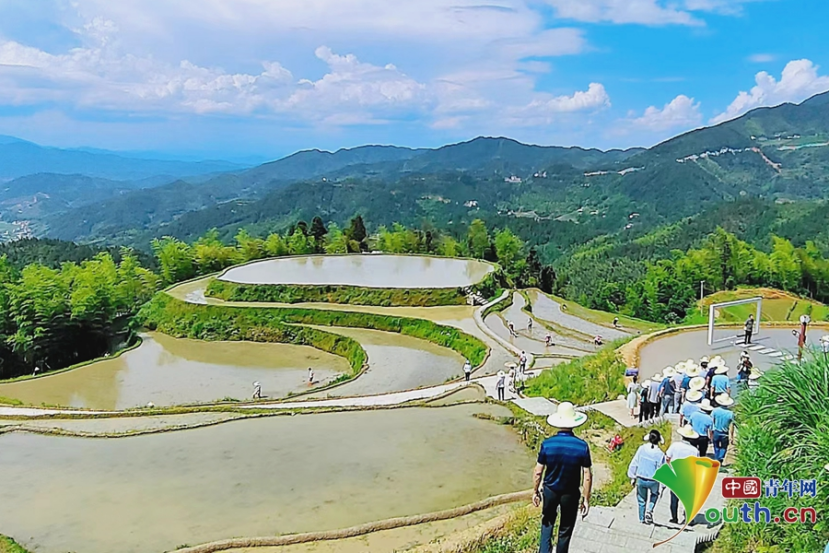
[689,399,714,457]
[712,394,735,463]
[533,402,592,553]
[680,388,703,427]
[496,371,506,401]
[628,429,666,525]
[463,359,472,382]
[710,365,731,400]
[666,425,700,524]
[658,367,677,416]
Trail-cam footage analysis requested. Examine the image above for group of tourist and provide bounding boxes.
[495,351,529,400]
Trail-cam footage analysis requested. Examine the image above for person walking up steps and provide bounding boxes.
[463,359,472,382]
[666,425,700,524]
[533,402,592,553]
[628,429,666,525]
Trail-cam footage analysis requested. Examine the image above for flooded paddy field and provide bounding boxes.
[0,333,347,410]
[0,404,533,553]
[218,254,494,289]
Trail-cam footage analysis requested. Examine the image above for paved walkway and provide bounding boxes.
[528,290,631,341]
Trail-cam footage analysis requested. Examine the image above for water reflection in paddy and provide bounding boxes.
[219,254,494,288]
[0,333,346,410]
[0,404,534,553]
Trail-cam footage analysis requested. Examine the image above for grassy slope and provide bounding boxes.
[686,287,829,325]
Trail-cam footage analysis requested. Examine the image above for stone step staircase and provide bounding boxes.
[564,472,725,553]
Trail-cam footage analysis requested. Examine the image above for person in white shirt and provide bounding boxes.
[628,429,666,524]
[463,359,472,382]
[666,425,700,524]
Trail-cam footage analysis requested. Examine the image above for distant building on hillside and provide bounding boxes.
[504,175,522,184]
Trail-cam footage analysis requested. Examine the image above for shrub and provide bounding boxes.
[523,340,630,405]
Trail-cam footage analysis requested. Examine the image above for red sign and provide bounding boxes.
[722,477,762,499]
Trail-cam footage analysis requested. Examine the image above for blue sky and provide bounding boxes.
[0,0,827,162]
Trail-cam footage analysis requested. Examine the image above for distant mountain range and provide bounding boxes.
[0,136,246,181]
[4,90,829,253]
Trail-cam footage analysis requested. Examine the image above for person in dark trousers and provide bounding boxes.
[463,359,472,382]
[744,314,755,345]
[496,371,506,400]
[533,402,592,553]
[638,380,651,423]
[690,399,714,457]
[666,425,700,524]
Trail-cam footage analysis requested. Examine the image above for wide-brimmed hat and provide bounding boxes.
[715,365,729,375]
[547,402,588,429]
[749,369,762,381]
[685,364,700,377]
[677,425,699,440]
[650,372,662,382]
[662,366,676,378]
[505,362,517,369]
[711,356,724,367]
[715,393,734,407]
[497,371,506,378]
[685,389,703,403]
[689,376,706,391]
[699,399,714,412]
[253,381,260,386]
[700,356,710,364]
[641,379,652,388]
[674,362,686,374]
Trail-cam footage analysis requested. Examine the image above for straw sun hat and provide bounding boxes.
[689,376,706,391]
[685,364,701,377]
[715,393,734,407]
[715,365,730,375]
[662,366,676,378]
[547,402,588,429]
[677,425,699,440]
[699,399,714,412]
[749,369,763,381]
[685,389,703,403]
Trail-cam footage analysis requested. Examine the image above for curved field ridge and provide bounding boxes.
[218,254,495,289]
[171,490,531,553]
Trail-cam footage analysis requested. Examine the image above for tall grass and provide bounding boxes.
[714,353,829,553]
[523,340,630,405]
[206,279,467,307]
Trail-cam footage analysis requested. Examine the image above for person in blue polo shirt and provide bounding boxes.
[690,399,714,457]
[711,393,735,463]
[710,364,731,401]
[533,402,593,553]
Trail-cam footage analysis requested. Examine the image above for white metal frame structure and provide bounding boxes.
[707,296,763,346]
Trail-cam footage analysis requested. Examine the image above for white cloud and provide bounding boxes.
[712,59,829,123]
[627,95,702,131]
[524,83,611,114]
[747,53,776,63]
[544,0,702,25]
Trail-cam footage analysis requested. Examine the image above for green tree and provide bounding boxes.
[235,229,266,262]
[264,233,288,257]
[494,228,524,277]
[288,228,314,255]
[467,219,489,259]
[347,215,368,251]
[193,229,239,273]
[151,237,196,284]
[435,235,461,257]
[324,223,349,254]
[309,217,328,252]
